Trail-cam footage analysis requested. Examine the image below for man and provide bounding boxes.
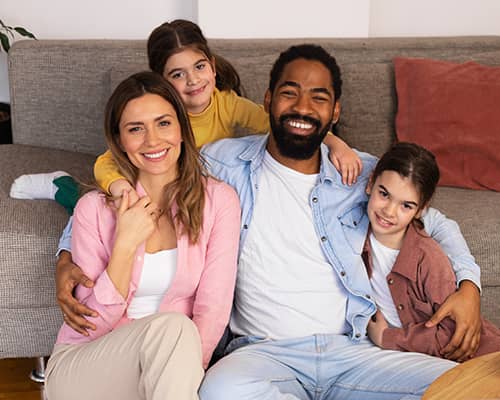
[57,44,481,399]
[196,44,480,399]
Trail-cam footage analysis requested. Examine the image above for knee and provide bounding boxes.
[150,312,199,338]
[199,360,247,400]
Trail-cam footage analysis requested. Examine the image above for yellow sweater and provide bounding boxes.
[94,88,269,191]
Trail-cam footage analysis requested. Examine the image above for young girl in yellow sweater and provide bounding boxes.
[96,19,362,204]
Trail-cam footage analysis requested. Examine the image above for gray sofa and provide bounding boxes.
[1,37,499,363]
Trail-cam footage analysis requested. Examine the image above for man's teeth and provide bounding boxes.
[144,149,167,159]
[288,120,312,129]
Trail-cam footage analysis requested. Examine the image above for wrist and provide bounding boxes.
[459,279,480,294]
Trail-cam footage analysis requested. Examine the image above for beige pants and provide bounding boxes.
[45,312,204,400]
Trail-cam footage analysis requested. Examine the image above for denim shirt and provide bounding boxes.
[59,134,481,339]
[200,134,481,341]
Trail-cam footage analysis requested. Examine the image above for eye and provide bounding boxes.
[170,71,185,80]
[128,126,143,134]
[280,90,296,98]
[378,189,388,198]
[402,202,415,211]
[159,120,171,127]
[195,62,207,71]
[312,95,329,103]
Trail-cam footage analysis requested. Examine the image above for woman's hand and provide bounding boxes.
[56,251,98,335]
[367,310,389,347]
[114,190,159,250]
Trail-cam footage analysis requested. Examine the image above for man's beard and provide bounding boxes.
[270,113,332,160]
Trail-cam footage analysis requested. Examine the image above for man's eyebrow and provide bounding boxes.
[278,81,333,98]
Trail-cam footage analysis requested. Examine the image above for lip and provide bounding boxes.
[186,84,207,97]
[142,148,168,162]
[374,212,394,228]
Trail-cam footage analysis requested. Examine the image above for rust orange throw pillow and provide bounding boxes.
[394,57,500,191]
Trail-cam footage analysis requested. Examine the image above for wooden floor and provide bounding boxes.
[0,358,45,400]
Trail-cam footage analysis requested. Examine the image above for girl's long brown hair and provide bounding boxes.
[104,71,207,242]
[148,19,243,96]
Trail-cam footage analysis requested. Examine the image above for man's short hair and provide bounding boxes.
[268,44,342,102]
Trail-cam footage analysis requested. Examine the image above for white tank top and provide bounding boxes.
[127,248,177,319]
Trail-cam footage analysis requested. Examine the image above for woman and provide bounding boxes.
[45,71,240,400]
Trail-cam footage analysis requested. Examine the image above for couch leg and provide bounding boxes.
[29,356,47,383]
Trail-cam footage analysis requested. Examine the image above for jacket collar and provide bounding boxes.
[363,223,426,282]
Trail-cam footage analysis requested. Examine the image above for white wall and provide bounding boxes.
[0,0,196,103]
[198,0,370,38]
[369,0,500,37]
[2,0,500,103]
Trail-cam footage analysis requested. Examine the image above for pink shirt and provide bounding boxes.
[363,224,500,358]
[56,177,241,368]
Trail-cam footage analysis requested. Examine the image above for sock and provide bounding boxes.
[10,171,79,215]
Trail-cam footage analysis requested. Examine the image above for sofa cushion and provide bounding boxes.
[394,57,500,191]
[0,144,95,357]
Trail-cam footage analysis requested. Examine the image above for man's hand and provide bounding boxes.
[56,250,98,336]
[426,280,481,361]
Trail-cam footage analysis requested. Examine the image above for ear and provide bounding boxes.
[332,101,341,124]
[366,173,374,195]
[264,89,272,113]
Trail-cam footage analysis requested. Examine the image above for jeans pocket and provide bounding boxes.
[225,335,269,355]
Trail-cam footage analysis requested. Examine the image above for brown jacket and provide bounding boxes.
[362,224,500,358]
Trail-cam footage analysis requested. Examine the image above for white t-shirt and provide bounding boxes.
[127,248,177,319]
[369,233,402,328]
[230,151,350,339]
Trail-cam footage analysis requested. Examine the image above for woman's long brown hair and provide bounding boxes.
[104,71,207,242]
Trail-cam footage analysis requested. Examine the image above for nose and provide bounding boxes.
[186,70,200,86]
[292,93,313,115]
[144,125,161,146]
[382,201,397,217]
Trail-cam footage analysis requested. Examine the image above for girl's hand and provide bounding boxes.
[109,179,139,208]
[367,310,389,347]
[324,133,362,185]
[114,191,158,250]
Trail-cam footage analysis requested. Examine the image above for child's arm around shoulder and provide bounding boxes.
[323,133,363,185]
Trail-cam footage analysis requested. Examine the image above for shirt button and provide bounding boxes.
[365,294,371,299]
[321,236,327,242]
[340,271,346,277]
[243,224,248,229]
[353,221,357,226]
[388,278,394,285]
[312,197,318,203]
[397,304,404,310]
[355,333,361,338]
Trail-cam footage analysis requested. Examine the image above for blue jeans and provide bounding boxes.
[199,334,456,400]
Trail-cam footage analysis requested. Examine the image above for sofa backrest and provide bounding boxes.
[9,36,500,156]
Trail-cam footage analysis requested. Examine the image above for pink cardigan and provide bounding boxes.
[55,177,241,368]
